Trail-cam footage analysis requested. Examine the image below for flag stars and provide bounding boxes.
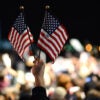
[37,11,68,62]
[8,12,34,59]
[13,13,27,34]
[42,12,60,35]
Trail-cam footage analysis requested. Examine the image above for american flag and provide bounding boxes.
[8,12,34,59]
[37,11,68,61]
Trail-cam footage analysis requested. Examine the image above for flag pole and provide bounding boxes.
[45,5,50,10]
[19,5,35,60]
[38,5,50,60]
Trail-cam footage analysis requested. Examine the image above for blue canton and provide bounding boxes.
[42,11,60,35]
[13,13,27,34]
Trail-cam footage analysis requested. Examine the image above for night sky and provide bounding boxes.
[0,0,98,45]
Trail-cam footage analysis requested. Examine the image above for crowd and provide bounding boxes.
[0,51,100,100]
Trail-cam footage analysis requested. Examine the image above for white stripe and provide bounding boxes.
[11,29,17,45]
[16,28,33,52]
[55,29,65,44]
[40,33,58,57]
[25,27,33,41]
[22,28,33,41]
[16,29,29,52]
[15,34,22,52]
[41,29,60,53]
[9,27,14,41]
[52,33,63,48]
[59,26,68,40]
[19,40,30,57]
[38,40,55,60]
[18,33,31,53]
[13,32,19,49]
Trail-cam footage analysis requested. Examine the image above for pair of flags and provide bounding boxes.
[8,11,68,62]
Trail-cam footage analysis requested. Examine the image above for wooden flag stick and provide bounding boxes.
[19,5,24,10]
[45,5,50,9]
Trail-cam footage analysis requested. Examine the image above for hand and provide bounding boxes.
[31,58,45,87]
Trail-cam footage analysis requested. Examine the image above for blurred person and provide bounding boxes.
[65,86,83,100]
[44,62,56,88]
[86,89,100,100]
[0,84,20,100]
[84,79,100,100]
[19,58,49,100]
[0,63,18,91]
[0,68,10,92]
[56,73,73,91]
[49,86,67,100]
[19,84,32,100]
[0,93,6,100]
[31,58,49,100]
[5,91,19,100]
[0,96,5,100]
[84,72,100,96]
[78,52,91,78]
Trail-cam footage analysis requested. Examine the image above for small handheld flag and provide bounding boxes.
[8,12,34,60]
[37,9,68,62]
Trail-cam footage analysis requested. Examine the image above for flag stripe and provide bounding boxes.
[37,11,68,61]
[38,40,55,61]
[8,13,34,59]
[58,26,67,43]
[51,32,63,49]
[18,30,33,53]
[18,35,33,54]
[55,29,65,44]
[13,30,20,49]
[38,33,57,57]
[8,28,34,58]
[20,39,32,58]
[59,25,68,40]
[41,29,60,53]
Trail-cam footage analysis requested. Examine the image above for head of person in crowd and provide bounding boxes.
[49,86,67,100]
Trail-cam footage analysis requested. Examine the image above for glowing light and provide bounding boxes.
[26,56,35,67]
[70,38,84,52]
[2,53,11,68]
[98,46,100,52]
[69,86,80,93]
[85,43,92,52]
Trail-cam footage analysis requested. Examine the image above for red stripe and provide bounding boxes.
[61,25,69,40]
[41,31,59,55]
[21,42,32,58]
[50,32,62,51]
[13,31,19,49]
[18,37,31,54]
[38,34,57,58]
[17,30,32,53]
[9,28,15,43]
[8,27,34,59]
[54,29,64,47]
[37,43,55,61]
[58,27,66,43]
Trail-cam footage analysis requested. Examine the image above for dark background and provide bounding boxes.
[0,0,98,45]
